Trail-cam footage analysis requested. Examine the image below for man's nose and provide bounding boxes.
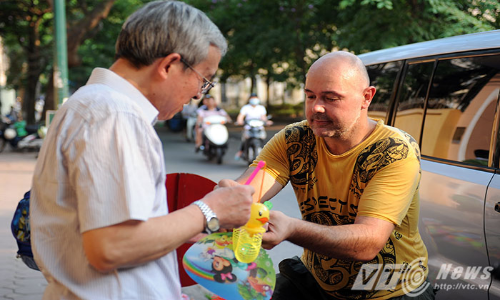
[313,103,325,113]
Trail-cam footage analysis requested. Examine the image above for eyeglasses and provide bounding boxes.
[180,57,215,95]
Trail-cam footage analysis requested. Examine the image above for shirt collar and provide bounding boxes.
[86,68,159,125]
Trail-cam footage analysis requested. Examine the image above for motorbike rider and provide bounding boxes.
[6,106,19,123]
[182,99,200,142]
[234,93,272,160]
[195,94,232,152]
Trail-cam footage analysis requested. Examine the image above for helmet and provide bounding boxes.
[38,126,48,139]
[4,128,17,140]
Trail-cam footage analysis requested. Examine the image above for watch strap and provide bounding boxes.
[192,200,218,234]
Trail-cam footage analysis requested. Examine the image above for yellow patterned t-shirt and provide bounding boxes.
[253,119,428,299]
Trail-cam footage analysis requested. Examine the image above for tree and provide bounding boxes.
[43,0,116,121]
[186,0,499,104]
[335,0,500,53]
[67,0,146,89]
[2,0,499,121]
[187,0,337,95]
[0,0,125,124]
[0,0,53,125]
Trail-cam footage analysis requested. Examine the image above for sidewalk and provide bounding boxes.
[0,151,46,300]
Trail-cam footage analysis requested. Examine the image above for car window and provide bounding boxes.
[393,61,435,144]
[366,61,402,123]
[421,55,500,167]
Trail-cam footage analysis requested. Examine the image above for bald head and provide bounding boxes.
[308,51,370,88]
[303,50,377,144]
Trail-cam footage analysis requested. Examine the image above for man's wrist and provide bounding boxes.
[192,200,220,234]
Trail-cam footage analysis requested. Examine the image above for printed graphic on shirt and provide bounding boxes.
[350,137,409,200]
[400,130,420,161]
[285,126,317,191]
[303,237,397,299]
[302,204,357,225]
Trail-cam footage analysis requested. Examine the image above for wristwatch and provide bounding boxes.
[192,200,220,234]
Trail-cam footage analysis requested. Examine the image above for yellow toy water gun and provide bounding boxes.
[233,161,272,263]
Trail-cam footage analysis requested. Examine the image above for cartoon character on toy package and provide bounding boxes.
[183,232,275,300]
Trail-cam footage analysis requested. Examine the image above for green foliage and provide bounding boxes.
[360,0,394,10]
[70,0,146,89]
[0,0,150,120]
[0,1,53,90]
[186,0,337,88]
[1,0,499,121]
[336,0,500,53]
[183,0,499,90]
[268,103,304,117]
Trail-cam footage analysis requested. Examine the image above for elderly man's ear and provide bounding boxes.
[158,53,182,79]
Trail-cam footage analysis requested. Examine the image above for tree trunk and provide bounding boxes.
[41,68,55,123]
[250,75,257,95]
[265,75,271,109]
[220,82,227,104]
[66,0,116,67]
[43,0,116,117]
[23,16,43,124]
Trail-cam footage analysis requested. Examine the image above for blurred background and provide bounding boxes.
[0,0,499,127]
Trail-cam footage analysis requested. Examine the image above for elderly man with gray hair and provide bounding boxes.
[30,1,254,299]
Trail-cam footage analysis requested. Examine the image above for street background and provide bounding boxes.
[0,121,303,300]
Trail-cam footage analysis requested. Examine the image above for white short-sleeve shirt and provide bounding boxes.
[31,68,181,300]
[239,104,267,121]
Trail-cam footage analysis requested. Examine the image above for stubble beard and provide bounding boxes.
[310,111,361,140]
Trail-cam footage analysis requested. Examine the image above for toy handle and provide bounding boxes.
[245,161,266,189]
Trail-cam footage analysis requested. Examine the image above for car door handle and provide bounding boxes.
[496,202,500,213]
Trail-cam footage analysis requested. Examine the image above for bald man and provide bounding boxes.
[234,51,435,299]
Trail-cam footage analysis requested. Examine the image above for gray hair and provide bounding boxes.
[115,0,227,68]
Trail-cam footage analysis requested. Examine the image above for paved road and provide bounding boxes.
[0,151,45,300]
[0,121,303,299]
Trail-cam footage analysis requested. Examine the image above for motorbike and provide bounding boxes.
[0,120,46,152]
[200,115,228,164]
[184,110,197,142]
[0,116,12,152]
[240,118,268,164]
[166,112,184,133]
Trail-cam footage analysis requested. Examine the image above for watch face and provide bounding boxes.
[207,217,220,232]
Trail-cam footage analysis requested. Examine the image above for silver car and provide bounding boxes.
[358,30,500,300]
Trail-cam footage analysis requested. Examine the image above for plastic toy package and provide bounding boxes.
[183,232,275,300]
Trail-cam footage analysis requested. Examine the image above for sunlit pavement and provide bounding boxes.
[0,151,46,300]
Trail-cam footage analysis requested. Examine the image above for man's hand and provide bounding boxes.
[218,178,240,188]
[202,182,254,229]
[262,210,292,250]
